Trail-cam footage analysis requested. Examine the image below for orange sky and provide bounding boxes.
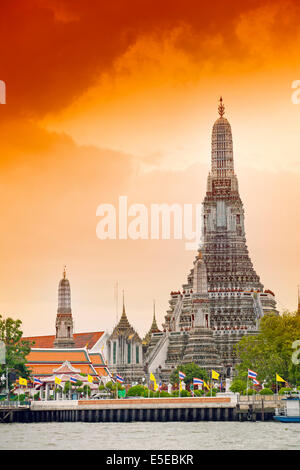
[0,0,299,338]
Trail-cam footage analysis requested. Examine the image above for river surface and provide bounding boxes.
[0,421,300,450]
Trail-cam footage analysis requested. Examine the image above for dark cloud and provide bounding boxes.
[1,0,295,119]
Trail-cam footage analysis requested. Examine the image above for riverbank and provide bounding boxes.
[0,396,283,423]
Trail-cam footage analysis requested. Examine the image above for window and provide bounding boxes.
[136,346,139,364]
[127,343,131,364]
[113,342,116,364]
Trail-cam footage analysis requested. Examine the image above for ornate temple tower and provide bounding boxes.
[54,267,75,348]
[107,293,145,384]
[201,98,277,374]
[202,97,263,292]
[145,99,277,381]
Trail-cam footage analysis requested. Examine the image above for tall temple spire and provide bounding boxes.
[54,267,75,348]
[211,97,234,178]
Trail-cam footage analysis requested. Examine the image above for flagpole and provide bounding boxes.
[211,371,212,397]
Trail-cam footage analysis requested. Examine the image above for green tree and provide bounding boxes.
[0,315,33,393]
[127,385,146,397]
[233,311,300,388]
[170,363,208,387]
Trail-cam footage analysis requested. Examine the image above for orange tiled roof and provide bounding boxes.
[89,352,105,366]
[93,367,108,377]
[22,331,104,349]
[26,348,103,377]
[27,349,89,363]
[28,362,97,377]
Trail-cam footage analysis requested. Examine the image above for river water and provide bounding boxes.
[0,421,299,450]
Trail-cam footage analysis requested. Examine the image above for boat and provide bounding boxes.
[273,394,300,422]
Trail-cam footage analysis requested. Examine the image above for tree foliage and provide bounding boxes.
[0,315,33,391]
[170,363,208,386]
[233,311,300,387]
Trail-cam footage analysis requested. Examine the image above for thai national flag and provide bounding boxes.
[116,375,124,384]
[253,378,260,386]
[33,377,43,385]
[193,377,204,385]
[248,369,257,379]
[179,371,186,380]
[70,376,78,384]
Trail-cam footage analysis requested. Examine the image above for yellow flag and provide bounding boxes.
[150,373,158,391]
[19,377,27,386]
[87,374,93,383]
[212,370,219,380]
[55,376,62,385]
[276,373,286,383]
[179,380,183,391]
[204,381,210,390]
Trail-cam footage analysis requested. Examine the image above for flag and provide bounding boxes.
[150,373,158,391]
[33,377,43,386]
[179,371,186,380]
[212,370,219,380]
[193,377,204,386]
[204,381,210,390]
[87,374,93,383]
[55,376,62,386]
[19,377,27,386]
[159,381,162,391]
[70,376,78,384]
[248,369,257,379]
[179,380,183,391]
[253,378,260,386]
[276,374,286,383]
[116,375,124,384]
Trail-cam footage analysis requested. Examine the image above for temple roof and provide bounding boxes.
[22,331,104,349]
[109,298,141,342]
[26,347,109,379]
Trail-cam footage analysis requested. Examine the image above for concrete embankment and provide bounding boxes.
[0,396,281,423]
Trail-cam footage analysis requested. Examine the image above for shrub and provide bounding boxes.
[259,388,273,395]
[127,385,146,397]
[193,389,204,397]
[278,387,292,395]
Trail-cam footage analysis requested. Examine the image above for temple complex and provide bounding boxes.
[22,269,112,389]
[144,99,278,382]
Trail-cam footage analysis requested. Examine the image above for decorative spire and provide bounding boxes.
[152,299,158,330]
[57,267,71,314]
[218,96,225,117]
[122,289,125,315]
[143,300,160,344]
[54,267,75,348]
